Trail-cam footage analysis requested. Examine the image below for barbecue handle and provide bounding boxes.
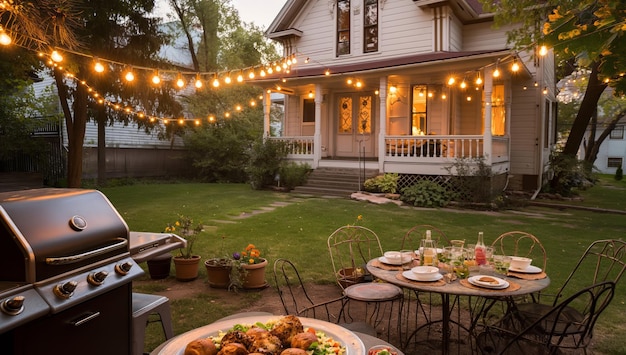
[72,312,101,326]
[45,238,128,265]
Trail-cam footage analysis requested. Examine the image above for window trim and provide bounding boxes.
[363,0,378,53]
[610,125,624,139]
[336,0,351,56]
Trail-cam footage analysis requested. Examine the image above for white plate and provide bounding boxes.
[155,315,365,355]
[508,265,542,274]
[402,270,443,282]
[468,275,509,289]
[378,256,411,265]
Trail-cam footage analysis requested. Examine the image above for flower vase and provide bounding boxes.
[205,259,232,289]
[240,258,268,289]
[173,255,201,281]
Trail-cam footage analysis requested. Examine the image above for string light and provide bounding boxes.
[539,45,548,56]
[194,75,203,89]
[124,67,134,82]
[151,71,161,85]
[0,26,11,45]
[511,58,520,72]
[475,72,483,85]
[94,58,105,73]
[176,74,185,88]
[50,50,63,62]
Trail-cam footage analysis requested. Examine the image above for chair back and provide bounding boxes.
[272,258,344,322]
[491,231,547,271]
[401,224,449,250]
[555,239,626,304]
[327,225,383,290]
[537,280,615,350]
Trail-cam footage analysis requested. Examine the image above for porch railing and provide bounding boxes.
[385,135,485,159]
[269,136,314,156]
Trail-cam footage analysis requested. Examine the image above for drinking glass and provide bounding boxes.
[492,255,511,278]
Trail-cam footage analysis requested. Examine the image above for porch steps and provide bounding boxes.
[292,167,380,197]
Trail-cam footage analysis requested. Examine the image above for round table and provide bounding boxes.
[366,259,550,354]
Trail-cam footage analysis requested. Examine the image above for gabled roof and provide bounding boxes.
[266,0,492,37]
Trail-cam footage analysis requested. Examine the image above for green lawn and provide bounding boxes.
[101,177,626,354]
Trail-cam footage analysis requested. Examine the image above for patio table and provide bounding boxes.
[366,259,550,354]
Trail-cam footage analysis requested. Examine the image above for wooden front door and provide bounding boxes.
[335,93,375,158]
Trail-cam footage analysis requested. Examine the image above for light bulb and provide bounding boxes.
[176,76,185,88]
[447,77,455,85]
[493,67,500,78]
[94,60,105,73]
[308,91,314,98]
[125,70,134,82]
[151,72,161,85]
[195,77,203,88]
[511,60,520,72]
[0,28,11,45]
[539,45,548,56]
[51,50,63,62]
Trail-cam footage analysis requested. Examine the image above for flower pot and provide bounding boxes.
[205,259,232,289]
[173,255,201,281]
[147,252,172,279]
[240,258,268,289]
[337,267,365,288]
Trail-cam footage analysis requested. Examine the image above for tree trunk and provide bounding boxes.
[584,109,626,165]
[54,66,88,188]
[562,61,607,156]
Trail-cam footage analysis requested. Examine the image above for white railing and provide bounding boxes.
[385,135,485,159]
[269,136,315,156]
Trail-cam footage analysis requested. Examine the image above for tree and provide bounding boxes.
[481,0,626,158]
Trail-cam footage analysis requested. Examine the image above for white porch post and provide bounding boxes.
[263,89,271,139]
[483,70,493,164]
[378,77,387,172]
[313,84,322,168]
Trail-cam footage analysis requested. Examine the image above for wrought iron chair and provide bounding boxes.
[476,280,616,354]
[491,231,547,272]
[272,258,347,322]
[400,224,450,251]
[327,225,404,341]
[477,239,626,354]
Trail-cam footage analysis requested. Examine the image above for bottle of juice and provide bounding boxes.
[474,232,487,266]
[421,230,436,266]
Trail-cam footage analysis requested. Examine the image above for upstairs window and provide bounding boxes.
[364,0,378,53]
[610,125,624,139]
[337,0,351,56]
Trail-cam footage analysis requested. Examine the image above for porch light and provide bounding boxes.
[539,45,548,56]
[325,69,331,76]
[427,91,433,98]
[347,78,353,85]
[543,87,548,95]
[466,95,472,101]
[493,66,500,78]
[418,88,425,97]
[441,93,447,99]
[475,72,483,85]
[447,77,455,85]
[308,91,314,98]
[460,80,467,89]
[355,80,363,88]
[389,85,397,94]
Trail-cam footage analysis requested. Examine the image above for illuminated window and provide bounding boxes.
[363,0,378,53]
[339,97,353,133]
[491,85,506,136]
[411,85,427,135]
[337,0,350,56]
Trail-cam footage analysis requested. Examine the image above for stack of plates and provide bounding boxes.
[402,270,443,282]
[468,275,509,289]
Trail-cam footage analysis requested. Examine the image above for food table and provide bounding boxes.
[366,259,550,355]
[150,313,404,355]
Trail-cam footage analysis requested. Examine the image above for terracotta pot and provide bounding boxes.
[205,259,232,289]
[240,258,268,289]
[147,253,172,279]
[173,255,201,281]
[337,267,364,288]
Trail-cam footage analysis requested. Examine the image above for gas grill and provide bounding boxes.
[0,188,145,355]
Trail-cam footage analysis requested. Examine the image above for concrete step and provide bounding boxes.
[293,167,380,197]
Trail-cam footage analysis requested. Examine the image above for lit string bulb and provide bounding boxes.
[176,75,185,88]
[94,58,105,73]
[124,67,135,82]
[51,50,63,62]
[195,75,203,89]
[0,26,11,45]
[151,71,161,85]
[511,58,520,72]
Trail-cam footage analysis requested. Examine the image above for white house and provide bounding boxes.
[583,124,626,174]
[256,0,557,192]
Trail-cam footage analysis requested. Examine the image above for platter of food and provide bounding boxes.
[155,314,366,355]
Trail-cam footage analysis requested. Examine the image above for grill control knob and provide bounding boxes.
[54,281,78,299]
[87,271,109,286]
[1,296,25,316]
[115,261,133,275]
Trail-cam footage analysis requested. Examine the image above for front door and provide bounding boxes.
[335,93,375,158]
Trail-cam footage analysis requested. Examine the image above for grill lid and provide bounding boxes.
[0,188,130,283]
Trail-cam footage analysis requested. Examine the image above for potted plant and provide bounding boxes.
[166,215,203,281]
[232,244,268,290]
[204,235,233,289]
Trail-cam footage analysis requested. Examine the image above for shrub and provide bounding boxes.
[363,173,399,193]
[246,138,288,189]
[615,166,623,181]
[279,162,311,189]
[445,156,496,204]
[400,180,454,207]
[545,153,596,196]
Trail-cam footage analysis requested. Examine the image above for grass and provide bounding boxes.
[101,175,626,354]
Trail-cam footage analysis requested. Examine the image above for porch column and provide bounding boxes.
[483,70,493,164]
[263,89,271,139]
[378,77,387,172]
[313,84,322,168]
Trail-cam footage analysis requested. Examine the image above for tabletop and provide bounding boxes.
[366,259,550,297]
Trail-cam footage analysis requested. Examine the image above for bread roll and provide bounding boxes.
[217,342,248,355]
[280,348,308,355]
[290,332,317,350]
[184,338,218,355]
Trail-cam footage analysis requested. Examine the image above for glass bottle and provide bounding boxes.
[474,232,487,266]
[420,230,437,266]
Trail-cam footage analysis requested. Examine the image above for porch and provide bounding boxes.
[269,134,510,176]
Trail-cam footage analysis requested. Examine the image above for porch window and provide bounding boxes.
[337,0,350,56]
[358,96,372,134]
[339,96,353,133]
[610,125,624,139]
[411,85,427,135]
[363,0,378,53]
[608,157,623,168]
[303,98,315,123]
[491,84,506,136]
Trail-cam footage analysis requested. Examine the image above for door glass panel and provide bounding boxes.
[339,96,353,133]
[358,96,372,134]
[412,85,427,135]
